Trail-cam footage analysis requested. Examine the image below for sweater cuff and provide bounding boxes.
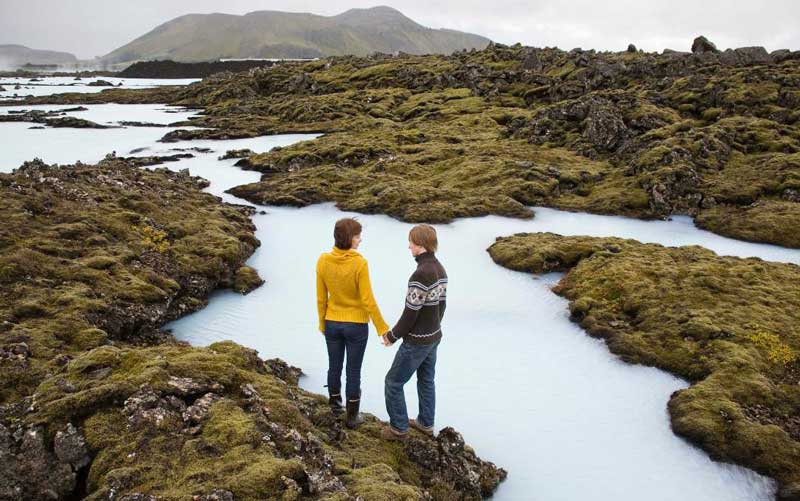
[375,319,390,335]
[386,330,399,343]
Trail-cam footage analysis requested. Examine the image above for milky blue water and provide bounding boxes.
[2,97,792,501]
[0,76,199,101]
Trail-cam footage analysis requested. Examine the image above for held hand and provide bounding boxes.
[381,333,393,346]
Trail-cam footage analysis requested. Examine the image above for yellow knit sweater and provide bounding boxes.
[316,247,389,335]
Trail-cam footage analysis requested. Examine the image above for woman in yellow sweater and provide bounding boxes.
[316,217,389,428]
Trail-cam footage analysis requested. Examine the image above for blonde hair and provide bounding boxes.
[409,224,438,252]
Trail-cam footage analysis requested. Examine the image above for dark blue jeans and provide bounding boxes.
[324,320,369,401]
[384,339,440,433]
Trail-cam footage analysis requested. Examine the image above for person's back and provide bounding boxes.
[315,218,389,429]
[317,248,380,326]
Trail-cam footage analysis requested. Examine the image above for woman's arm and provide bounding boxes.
[316,258,328,333]
[357,260,390,335]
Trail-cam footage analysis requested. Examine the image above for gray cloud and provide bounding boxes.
[1,0,798,59]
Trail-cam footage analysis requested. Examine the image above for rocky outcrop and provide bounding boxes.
[118,60,278,79]
[218,148,256,160]
[0,108,110,128]
[0,422,90,500]
[719,46,773,66]
[691,35,719,54]
[405,427,508,497]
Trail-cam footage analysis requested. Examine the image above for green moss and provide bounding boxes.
[0,159,260,403]
[232,265,264,294]
[696,199,800,248]
[489,232,800,491]
[344,463,422,500]
[13,46,800,247]
[202,400,262,449]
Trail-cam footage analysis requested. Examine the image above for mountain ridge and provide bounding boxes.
[0,44,77,68]
[100,6,491,65]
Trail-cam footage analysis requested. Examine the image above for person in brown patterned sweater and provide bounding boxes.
[381,224,448,440]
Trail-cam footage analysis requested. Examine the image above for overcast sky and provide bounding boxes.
[1,0,798,59]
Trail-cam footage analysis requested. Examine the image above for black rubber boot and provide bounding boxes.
[345,397,364,429]
[328,388,343,415]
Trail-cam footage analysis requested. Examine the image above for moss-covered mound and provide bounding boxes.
[12,43,797,244]
[0,158,261,403]
[0,159,505,500]
[11,340,504,500]
[488,232,800,499]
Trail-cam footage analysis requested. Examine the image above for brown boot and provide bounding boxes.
[345,397,364,429]
[409,418,434,437]
[380,425,408,441]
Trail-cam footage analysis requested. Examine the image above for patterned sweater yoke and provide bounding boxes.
[387,252,448,345]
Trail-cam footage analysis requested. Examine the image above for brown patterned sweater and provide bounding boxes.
[386,252,448,345]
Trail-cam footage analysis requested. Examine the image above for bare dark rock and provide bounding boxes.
[167,376,224,397]
[0,108,109,129]
[691,35,719,54]
[46,116,111,128]
[87,79,114,87]
[119,59,277,79]
[583,102,628,151]
[171,147,213,153]
[719,47,772,66]
[0,342,30,362]
[122,384,183,430]
[218,148,256,160]
[0,424,78,500]
[182,393,223,425]
[116,153,194,166]
[404,427,508,498]
[264,358,303,385]
[53,423,91,469]
[192,489,234,501]
[119,494,161,501]
[772,49,800,62]
[118,120,169,127]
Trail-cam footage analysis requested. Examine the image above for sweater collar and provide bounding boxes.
[415,251,435,263]
[332,246,360,257]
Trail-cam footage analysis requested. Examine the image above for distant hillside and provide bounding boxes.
[0,44,77,69]
[101,6,490,65]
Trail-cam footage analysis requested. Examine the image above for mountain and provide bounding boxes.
[0,44,77,69]
[101,6,491,65]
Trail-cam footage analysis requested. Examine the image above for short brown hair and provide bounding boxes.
[334,218,362,250]
[409,224,438,252]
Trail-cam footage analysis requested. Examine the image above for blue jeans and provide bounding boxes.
[384,339,440,433]
[324,320,369,401]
